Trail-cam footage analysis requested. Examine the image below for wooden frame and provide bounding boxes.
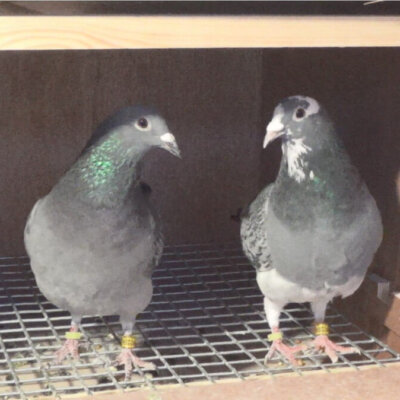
[0,16,399,50]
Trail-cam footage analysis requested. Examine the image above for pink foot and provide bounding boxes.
[265,338,305,366]
[312,335,360,363]
[54,326,81,363]
[113,348,156,380]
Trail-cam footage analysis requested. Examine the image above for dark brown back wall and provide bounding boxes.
[0,49,399,291]
[0,49,265,255]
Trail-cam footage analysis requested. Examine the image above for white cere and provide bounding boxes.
[266,112,284,133]
[160,133,176,143]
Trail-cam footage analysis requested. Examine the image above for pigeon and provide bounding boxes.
[241,96,382,365]
[24,106,180,379]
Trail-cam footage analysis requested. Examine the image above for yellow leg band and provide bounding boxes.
[315,323,330,336]
[268,332,283,341]
[121,335,136,349]
[65,331,82,340]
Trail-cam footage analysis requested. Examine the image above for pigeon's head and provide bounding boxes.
[89,105,181,158]
[263,96,341,183]
[263,96,330,150]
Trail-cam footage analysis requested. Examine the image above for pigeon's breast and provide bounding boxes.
[24,195,160,317]
[265,190,382,293]
[256,267,364,305]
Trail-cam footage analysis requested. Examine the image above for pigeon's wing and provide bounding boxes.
[138,179,162,268]
[24,197,45,255]
[152,230,164,268]
[240,184,274,271]
[137,183,164,277]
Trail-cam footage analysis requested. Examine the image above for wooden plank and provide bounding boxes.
[385,293,400,336]
[0,16,399,50]
[336,276,388,340]
[68,363,400,400]
[385,330,400,353]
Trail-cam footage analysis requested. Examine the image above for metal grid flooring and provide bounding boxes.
[0,243,399,399]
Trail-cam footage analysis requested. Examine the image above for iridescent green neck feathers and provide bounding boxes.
[57,135,145,208]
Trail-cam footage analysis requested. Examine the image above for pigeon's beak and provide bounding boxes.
[263,116,286,149]
[160,132,181,158]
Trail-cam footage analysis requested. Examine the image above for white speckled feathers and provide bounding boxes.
[240,185,273,272]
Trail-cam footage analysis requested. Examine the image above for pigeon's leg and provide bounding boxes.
[311,300,360,363]
[113,320,156,380]
[264,297,305,366]
[54,316,82,363]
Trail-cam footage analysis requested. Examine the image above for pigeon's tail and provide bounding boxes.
[233,185,272,223]
[231,207,245,223]
[139,182,152,197]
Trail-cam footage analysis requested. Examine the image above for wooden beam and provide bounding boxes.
[385,293,400,337]
[0,16,399,50]
[70,363,400,400]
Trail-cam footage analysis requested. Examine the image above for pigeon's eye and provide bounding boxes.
[295,108,306,120]
[135,118,151,131]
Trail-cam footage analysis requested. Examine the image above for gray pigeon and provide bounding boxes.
[24,106,180,378]
[241,96,382,364]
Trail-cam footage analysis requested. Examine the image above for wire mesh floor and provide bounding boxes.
[0,243,399,399]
